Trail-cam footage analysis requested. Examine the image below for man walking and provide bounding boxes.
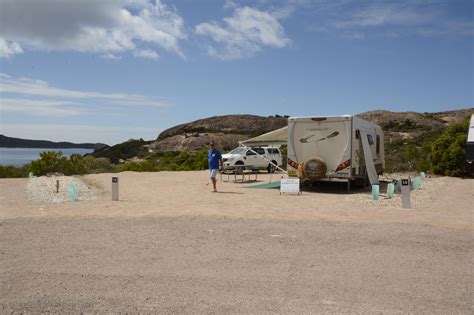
[208,142,223,192]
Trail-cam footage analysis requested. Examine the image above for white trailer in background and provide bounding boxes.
[287,115,384,188]
[465,114,474,176]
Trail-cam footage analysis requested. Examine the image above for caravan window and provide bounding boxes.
[376,135,380,154]
[367,134,374,145]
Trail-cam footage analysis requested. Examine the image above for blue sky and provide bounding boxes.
[0,0,472,145]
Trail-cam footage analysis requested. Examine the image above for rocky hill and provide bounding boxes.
[148,109,472,152]
[357,108,473,142]
[149,114,289,152]
[157,114,288,140]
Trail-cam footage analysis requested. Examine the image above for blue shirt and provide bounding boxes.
[208,149,222,170]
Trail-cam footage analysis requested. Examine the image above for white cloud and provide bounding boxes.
[133,49,160,60]
[0,73,171,108]
[334,4,436,28]
[101,53,122,60]
[0,98,86,117]
[195,6,290,60]
[0,38,23,58]
[0,0,186,59]
[307,1,474,39]
[0,72,172,124]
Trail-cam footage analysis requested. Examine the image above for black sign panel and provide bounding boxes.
[112,177,118,183]
[401,179,409,185]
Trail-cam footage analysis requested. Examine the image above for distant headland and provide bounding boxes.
[0,135,109,150]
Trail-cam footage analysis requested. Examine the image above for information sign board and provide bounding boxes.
[280,178,301,195]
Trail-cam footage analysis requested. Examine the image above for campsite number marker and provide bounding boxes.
[112,177,119,201]
[401,178,411,209]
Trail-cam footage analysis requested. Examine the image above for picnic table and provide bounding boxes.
[220,165,258,183]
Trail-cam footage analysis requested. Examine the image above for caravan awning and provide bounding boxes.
[240,126,288,147]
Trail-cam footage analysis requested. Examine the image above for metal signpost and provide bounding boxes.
[401,178,411,209]
[112,177,119,201]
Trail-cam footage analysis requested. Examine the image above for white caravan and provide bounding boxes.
[287,115,384,188]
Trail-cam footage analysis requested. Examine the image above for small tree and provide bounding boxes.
[30,151,72,176]
[429,119,469,176]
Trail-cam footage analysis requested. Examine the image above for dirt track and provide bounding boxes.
[1,217,472,313]
[0,172,473,313]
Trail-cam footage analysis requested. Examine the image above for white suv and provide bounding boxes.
[222,147,282,173]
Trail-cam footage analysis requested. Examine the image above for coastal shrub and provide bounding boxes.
[0,148,208,177]
[81,156,114,173]
[147,148,208,171]
[30,151,72,176]
[68,153,87,175]
[0,164,31,178]
[429,119,469,176]
[115,161,155,172]
[384,129,443,172]
[28,152,114,176]
[386,143,431,172]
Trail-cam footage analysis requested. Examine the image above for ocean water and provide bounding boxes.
[0,148,94,167]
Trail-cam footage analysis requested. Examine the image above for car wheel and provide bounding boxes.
[234,161,244,174]
[267,161,277,173]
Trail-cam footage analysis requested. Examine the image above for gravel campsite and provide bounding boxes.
[0,171,472,313]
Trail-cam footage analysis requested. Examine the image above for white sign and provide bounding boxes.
[280,178,301,195]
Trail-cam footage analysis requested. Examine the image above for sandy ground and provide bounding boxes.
[0,171,473,313]
[1,171,472,229]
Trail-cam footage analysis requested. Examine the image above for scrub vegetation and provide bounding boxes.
[384,118,470,175]
[0,149,209,178]
[429,119,469,176]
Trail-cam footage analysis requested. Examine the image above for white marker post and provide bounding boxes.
[401,178,411,209]
[112,177,119,201]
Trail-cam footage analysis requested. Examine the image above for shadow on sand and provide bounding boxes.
[302,180,394,195]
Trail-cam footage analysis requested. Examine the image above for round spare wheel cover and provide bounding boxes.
[304,157,327,180]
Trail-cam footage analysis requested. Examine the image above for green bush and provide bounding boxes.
[20,152,114,177]
[0,164,31,178]
[147,148,208,171]
[384,129,442,173]
[81,156,114,174]
[30,151,72,176]
[115,161,155,172]
[429,119,469,176]
[0,148,210,178]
